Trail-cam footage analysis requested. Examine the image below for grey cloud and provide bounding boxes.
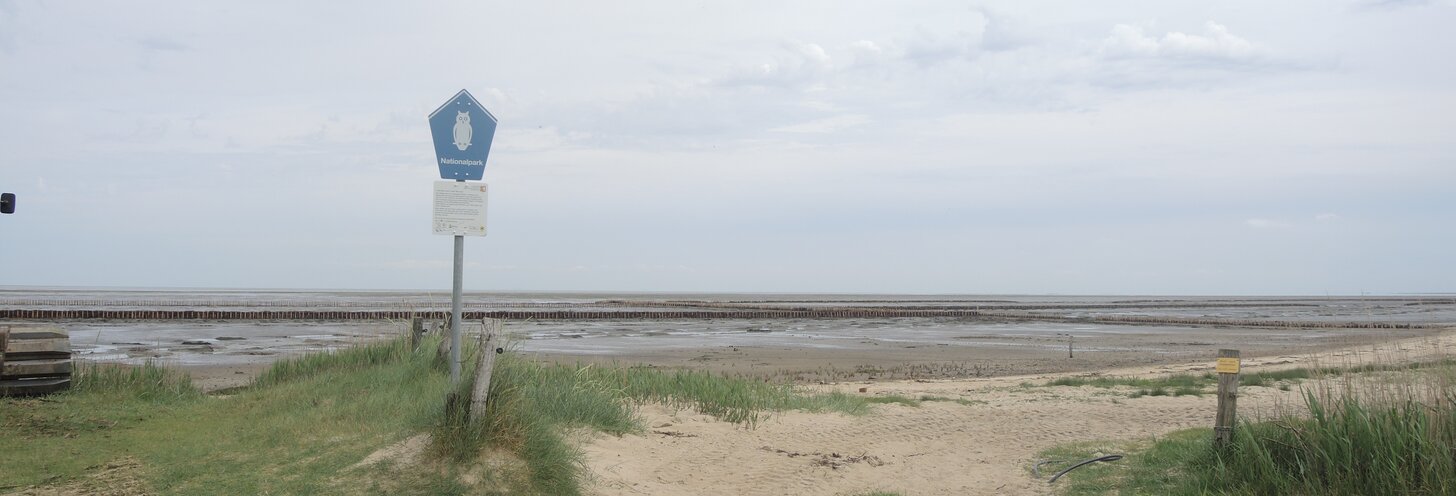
[900,25,975,66]
[969,6,1035,52]
[1099,22,1260,62]
[713,7,1035,88]
[714,40,835,90]
[1354,0,1440,10]
[1084,21,1316,90]
[138,36,188,52]
[898,7,1031,66]
[0,1,18,53]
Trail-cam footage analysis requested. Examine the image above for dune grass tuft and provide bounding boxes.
[71,360,202,401]
[253,336,418,387]
[432,341,878,494]
[1042,362,1456,495]
[4,333,883,495]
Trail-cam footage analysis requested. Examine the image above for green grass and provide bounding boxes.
[1042,364,1456,495]
[919,395,986,406]
[580,362,871,424]
[1048,373,1214,390]
[2,334,880,495]
[0,361,207,489]
[1035,431,1208,495]
[1238,368,1311,388]
[1128,386,1204,398]
[72,359,204,400]
[1050,373,1212,398]
[432,351,879,493]
[1194,388,1456,495]
[1043,360,1456,398]
[865,395,921,407]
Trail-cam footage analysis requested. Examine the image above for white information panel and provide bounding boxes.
[433,181,488,236]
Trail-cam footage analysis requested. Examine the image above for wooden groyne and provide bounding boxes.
[0,308,977,321]
[609,300,1326,312]
[0,308,1443,330]
[986,312,1443,330]
[0,299,588,309]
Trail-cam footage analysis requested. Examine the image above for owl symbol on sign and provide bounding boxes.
[452,111,473,151]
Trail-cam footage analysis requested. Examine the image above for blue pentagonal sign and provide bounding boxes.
[429,89,497,180]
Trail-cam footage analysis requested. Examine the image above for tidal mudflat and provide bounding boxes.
[3,290,1449,389]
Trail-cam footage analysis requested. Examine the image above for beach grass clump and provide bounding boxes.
[430,338,878,494]
[1035,433,1205,495]
[253,336,417,387]
[771,361,992,382]
[71,360,202,402]
[1043,364,1402,397]
[1189,368,1456,496]
[1117,386,1205,398]
[1042,362,1456,495]
[1239,368,1311,387]
[919,395,985,406]
[1205,396,1455,494]
[567,363,870,424]
[5,332,881,495]
[431,347,638,495]
[1,335,453,494]
[1048,372,1213,390]
[1052,373,1213,398]
[865,395,921,407]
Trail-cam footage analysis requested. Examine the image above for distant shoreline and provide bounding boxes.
[0,285,1443,298]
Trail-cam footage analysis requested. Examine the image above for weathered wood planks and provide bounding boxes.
[0,326,73,397]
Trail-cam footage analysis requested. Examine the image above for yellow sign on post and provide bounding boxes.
[1215,357,1241,374]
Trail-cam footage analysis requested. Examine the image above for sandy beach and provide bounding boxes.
[150,318,1451,495]
[579,328,1456,496]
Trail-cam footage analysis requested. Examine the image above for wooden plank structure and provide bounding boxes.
[0,326,73,397]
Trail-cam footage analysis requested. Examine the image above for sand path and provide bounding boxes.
[581,329,1456,496]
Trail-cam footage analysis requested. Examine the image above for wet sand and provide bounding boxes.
[141,320,1437,391]
[32,316,1440,391]
[5,292,1449,390]
[522,323,1438,383]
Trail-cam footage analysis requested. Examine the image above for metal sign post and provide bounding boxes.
[432,181,488,384]
[429,89,497,385]
[452,227,464,383]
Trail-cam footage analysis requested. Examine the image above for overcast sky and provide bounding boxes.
[1,0,1452,295]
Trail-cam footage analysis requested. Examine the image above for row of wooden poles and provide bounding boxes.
[0,309,968,320]
[1047,313,1437,329]
[0,299,586,308]
[608,300,1327,311]
[17,298,1428,311]
[0,308,1440,330]
[11,298,1449,312]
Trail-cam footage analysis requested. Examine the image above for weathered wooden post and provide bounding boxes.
[470,319,503,420]
[1213,349,1241,447]
[408,317,424,349]
[0,327,8,376]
